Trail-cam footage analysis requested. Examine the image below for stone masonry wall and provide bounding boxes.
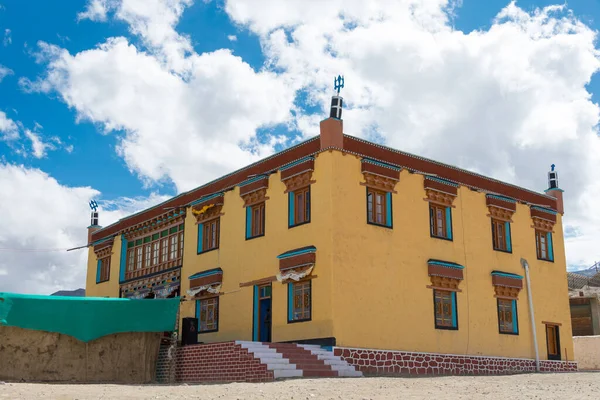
[334,347,577,376]
[156,341,274,383]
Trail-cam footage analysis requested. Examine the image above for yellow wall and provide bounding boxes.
[178,151,336,343]
[85,235,122,298]
[329,151,573,361]
[84,148,573,361]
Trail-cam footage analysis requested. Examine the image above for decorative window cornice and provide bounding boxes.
[492,271,523,299]
[487,205,514,222]
[94,245,112,259]
[360,158,400,193]
[239,174,270,207]
[427,259,464,292]
[424,188,456,207]
[530,206,556,232]
[276,246,317,283]
[187,268,223,297]
[191,193,224,224]
[283,170,316,193]
[423,176,458,207]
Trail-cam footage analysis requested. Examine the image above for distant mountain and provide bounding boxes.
[50,288,86,297]
[569,269,600,277]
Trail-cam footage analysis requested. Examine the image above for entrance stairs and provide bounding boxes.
[235,341,363,379]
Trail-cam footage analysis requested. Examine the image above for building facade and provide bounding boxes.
[86,100,573,366]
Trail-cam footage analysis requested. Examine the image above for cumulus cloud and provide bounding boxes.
[0,64,12,83]
[3,28,11,46]
[0,163,169,294]
[222,0,600,269]
[0,110,19,141]
[23,0,600,271]
[227,34,237,41]
[77,0,111,22]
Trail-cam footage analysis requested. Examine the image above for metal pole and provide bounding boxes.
[521,258,540,372]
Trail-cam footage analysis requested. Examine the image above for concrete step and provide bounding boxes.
[330,365,357,372]
[246,347,278,354]
[252,351,283,359]
[274,369,303,379]
[337,369,364,377]
[259,357,289,365]
[321,358,349,366]
[267,363,297,370]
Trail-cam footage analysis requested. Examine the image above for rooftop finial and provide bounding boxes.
[89,200,99,227]
[551,164,555,172]
[89,200,98,212]
[334,75,344,95]
[548,164,559,190]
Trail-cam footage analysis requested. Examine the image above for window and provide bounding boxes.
[434,290,457,329]
[96,256,110,283]
[535,230,554,261]
[246,202,265,239]
[366,187,392,227]
[492,219,512,252]
[124,223,185,279]
[198,218,220,253]
[430,203,452,239]
[498,299,518,334]
[288,280,311,322]
[289,187,311,227]
[196,297,219,333]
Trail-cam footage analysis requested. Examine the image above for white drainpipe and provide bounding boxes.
[521,258,540,372]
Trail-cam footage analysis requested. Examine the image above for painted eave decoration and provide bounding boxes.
[530,205,558,223]
[121,268,181,299]
[239,174,270,197]
[361,158,401,180]
[276,246,316,282]
[424,175,459,196]
[491,271,523,299]
[187,268,223,297]
[427,259,465,280]
[280,156,315,181]
[486,194,517,212]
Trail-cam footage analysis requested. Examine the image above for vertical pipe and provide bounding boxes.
[521,258,540,372]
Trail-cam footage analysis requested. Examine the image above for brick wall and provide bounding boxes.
[334,347,577,376]
[156,341,274,383]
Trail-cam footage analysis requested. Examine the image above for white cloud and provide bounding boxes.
[25,0,600,271]
[24,129,55,158]
[77,0,111,22]
[221,0,600,269]
[227,34,237,41]
[3,28,11,46]
[0,163,169,294]
[0,110,19,141]
[26,0,295,192]
[0,64,12,83]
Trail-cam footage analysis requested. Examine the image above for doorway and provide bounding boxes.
[253,284,272,342]
[545,323,561,360]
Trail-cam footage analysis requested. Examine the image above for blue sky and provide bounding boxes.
[1,0,599,200]
[2,0,600,293]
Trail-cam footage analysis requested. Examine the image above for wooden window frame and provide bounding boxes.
[98,256,111,283]
[289,186,311,228]
[497,298,519,335]
[535,230,553,262]
[200,218,220,253]
[491,219,512,253]
[433,289,457,330]
[288,280,312,323]
[196,296,219,333]
[429,203,452,240]
[366,187,392,228]
[247,202,265,240]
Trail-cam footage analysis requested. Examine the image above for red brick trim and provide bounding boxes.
[428,264,464,280]
[361,161,400,181]
[530,208,557,223]
[334,347,577,376]
[239,177,270,197]
[486,196,517,212]
[424,178,458,196]
[156,342,274,383]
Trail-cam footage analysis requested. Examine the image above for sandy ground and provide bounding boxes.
[1,373,600,400]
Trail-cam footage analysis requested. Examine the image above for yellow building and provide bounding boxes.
[86,93,574,372]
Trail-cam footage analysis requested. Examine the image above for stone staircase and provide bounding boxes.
[236,341,363,379]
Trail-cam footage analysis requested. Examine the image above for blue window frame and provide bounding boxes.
[491,219,512,252]
[429,203,452,240]
[498,299,519,335]
[434,290,457,330]
[289,186,311,228]
[366,187,392,228]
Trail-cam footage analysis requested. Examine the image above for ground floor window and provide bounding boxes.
[497,299,518,334]
[196,297,219,333]
[434,289,457,329]
[288,280,311,322]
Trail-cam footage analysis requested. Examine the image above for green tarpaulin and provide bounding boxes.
[0,292,179,342]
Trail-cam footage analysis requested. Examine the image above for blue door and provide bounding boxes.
[253,284,272,342]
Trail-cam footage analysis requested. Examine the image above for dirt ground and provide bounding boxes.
[1,373,599,400]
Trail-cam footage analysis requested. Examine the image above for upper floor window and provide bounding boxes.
[434,289,457,330]
[198,218,220,253]
[535,230,554,261]
[498,299,518,335]
[246,202,265,239]
[125,223,184,279]
[492,219,512,252]
[366,187,392,228]
[96,256,111,283]
[430,204,452,240]
[197,297,219,333]
[289,186,311,227]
